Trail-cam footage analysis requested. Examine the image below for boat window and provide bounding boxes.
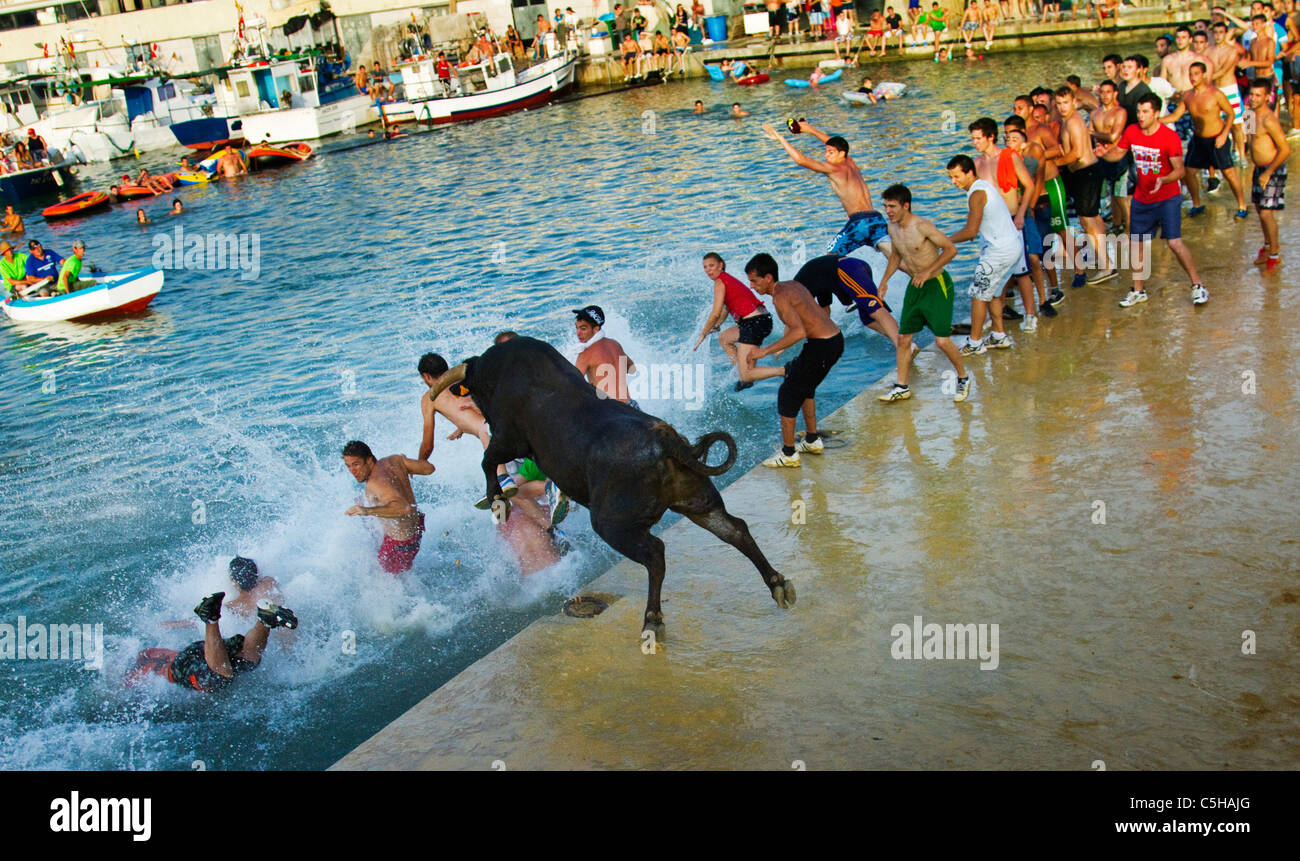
[299,75,316,92]
[235,80,251,99]
[498,57,511,74]
[160,83,175,101]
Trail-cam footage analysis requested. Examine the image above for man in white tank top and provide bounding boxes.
[945,154,1021,354]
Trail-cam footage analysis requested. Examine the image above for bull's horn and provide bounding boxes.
[428,363,467,401]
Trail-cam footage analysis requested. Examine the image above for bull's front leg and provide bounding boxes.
[479,440,514,524]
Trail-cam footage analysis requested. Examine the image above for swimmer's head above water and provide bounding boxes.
[572,305,605,342]
[342,440,377,482]
[229,556,259,592]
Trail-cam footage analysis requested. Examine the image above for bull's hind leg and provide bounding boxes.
[588,514,668,642]
[678,504,795,610]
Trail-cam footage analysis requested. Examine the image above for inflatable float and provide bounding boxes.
[786,69,842,87]
[818,59,847,70]
[2,268,164,323]
[114,185,158,200]
[736,73,770,86]
[175,171,214,186]
[704,64,725,81]
[41,191,111,220]
[842,82,907,103]
[248,142,312,167]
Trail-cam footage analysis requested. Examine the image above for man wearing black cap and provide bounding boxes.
[573,304,639,406]
[21,238,64,297]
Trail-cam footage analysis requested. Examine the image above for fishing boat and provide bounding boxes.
[248,142,312,167]
[42,191,110,220]
[379,51,576,126]
[0,160,78,205]
[3,268,163,322]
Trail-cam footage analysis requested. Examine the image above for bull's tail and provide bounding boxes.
[662,426,737,477]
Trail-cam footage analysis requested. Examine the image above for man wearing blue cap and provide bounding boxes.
[573,304,638,407]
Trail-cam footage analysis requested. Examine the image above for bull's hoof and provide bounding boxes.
[490,498,511,524]
[641,612,666,647]
[771,579,796,609]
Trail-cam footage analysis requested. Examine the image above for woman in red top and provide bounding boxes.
[693,251,775,391]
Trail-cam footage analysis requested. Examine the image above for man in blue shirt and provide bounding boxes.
[23,239,64,296]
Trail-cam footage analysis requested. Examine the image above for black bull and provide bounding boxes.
[429,337,794,640]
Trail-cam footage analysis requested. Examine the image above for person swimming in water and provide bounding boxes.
[161,556,286,629]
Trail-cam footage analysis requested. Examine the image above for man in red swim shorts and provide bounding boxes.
[342,440,434,574]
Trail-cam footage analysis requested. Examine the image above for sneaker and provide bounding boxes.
[1086,267,1118,284]
[1001,305,1024,320]
[795,436,824,454]
[1190,283,1209,305]
[734,379,754,392]
[1234,209,1249,220]
[256,600,298,630]
[1187,205,1206,217]
[761,450,801,468]
[545,480,570,527]
[953,376,972,403]
[474,484,518,510]
[1266,255,1282,271]
[1288,126,1300,139]
[1038,301,1058,318]
[1254,245,1270,265]
[878,383,912,402]
[194,592,224,623]
[1206,177,1221,193]
[1021,315,1038,333]
[547,526,573,555]
[1070,272,1087,288]
[1047,287,1065,306]
[987,333,1014,349]
[959,338,987,356]
[1118,290,1148,307]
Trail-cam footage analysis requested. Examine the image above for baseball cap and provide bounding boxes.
[0,241,12,254]
[571,305,605,327]
[72,239,85,250]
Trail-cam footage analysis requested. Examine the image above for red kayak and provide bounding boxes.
[115,184,158,200]
[42,191,111,220]
[737,73,770,85]
[248,142,313,167]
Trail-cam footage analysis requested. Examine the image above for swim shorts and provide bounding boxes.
[828,210,890,255]
[898,270,955,337]
[777,332,844,418]
[736,312,774,346]
[1062,163,1103,218]
[969,244,1025,302]
[378,512,425,574]
[169,636,256,692]
[1185,134,1234,171]
[963,21,978,32]
[1219,83,1244,124]
[515,458,546,483]
[835,256,891,323]
[1022,213,1044,258]
[1253,164,1287,210]
[1129,195,1182,241]
[1173,112,1196,154]
[1044,176,1068,232]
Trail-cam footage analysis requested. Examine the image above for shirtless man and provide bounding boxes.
[1161,26,1216,210]
[2,204,23,234]
[1091,79,1132,231]
[1244,14,1277,92]
[1246,78,1291,269]
[343,440,434,574]
[1014,94,1070,295]
[218,146,246,177]
[1206,23,1248,161]
[161,556,285,629]
[417,352,515,504]
[1067,74,1100,111]
[1161,61,1249,216]
[742,253,843,468]
[969,117,1038,331]
[876,183,970,404]
[1054,86,1113,282]
[1004,116,1057,317]
[762,120,892,258]
[573,305,638,406]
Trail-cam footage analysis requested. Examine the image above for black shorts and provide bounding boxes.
[1063,162,1103,218]
[736,312,774,346]
[169,635,256,692]
[777,332,844,418]
[1185,134,1235,170]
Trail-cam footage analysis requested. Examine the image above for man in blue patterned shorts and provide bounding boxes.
[762,119,893,259]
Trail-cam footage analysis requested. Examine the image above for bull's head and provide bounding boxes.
[427,362,470,401]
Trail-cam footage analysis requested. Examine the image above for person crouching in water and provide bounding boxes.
[692,251,775,391]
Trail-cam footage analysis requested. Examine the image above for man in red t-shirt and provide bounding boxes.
[1096,92,1209,308]
[435,51,452,96]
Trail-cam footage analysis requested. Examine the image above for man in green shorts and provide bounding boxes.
[927,2,947,56]
[56,239,90,294]
[876,184,971,403]
[0,240,28,298]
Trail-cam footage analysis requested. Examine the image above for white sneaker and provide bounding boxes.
[1190,283,1209,305]
[988,333,1014,349]
[959,338,987,356]
[1021,315,1038,333]
[878,383,912,402]
[795,436,824,454]
[762,450,801,468]
[1119,290,1148,307]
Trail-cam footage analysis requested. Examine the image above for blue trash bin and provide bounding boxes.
[705,15,728,42]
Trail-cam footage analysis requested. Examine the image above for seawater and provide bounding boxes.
[0,45,1119,769]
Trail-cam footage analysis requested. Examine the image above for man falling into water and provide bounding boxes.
[761,119,893,259]
[342,440,434,574]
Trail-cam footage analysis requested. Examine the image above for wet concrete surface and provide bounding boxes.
[336,195,1300,771]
